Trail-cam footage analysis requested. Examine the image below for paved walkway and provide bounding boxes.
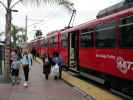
[0,61,86,100]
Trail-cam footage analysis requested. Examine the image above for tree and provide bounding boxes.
[0,32,4,42]
[0,25,25,48]
[11,25,19,48]
[35,30,42,38]
[11,25,25,48]
[22,0,73,7]
[0,32,4,37]
[125,0,133,3]
[1,0,73,81]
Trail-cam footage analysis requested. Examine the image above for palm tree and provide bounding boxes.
[21,0,73,7]
[11,25,20,48]
[35,30,42,38]
[22,0,75,40]
[0,32,4,37]
[3,0,74,81]
[0,32,4,42]
[8,0,74,45]
[0,25,25,48]
[11,25,18,48]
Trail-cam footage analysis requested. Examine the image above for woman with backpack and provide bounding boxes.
[21,50,30,87]
[42,54,52,80]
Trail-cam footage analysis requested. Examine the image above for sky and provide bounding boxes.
[0,0,122,41]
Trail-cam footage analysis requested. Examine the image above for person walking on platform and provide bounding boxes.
[21,50,30,87]
[31,47,36,60]
[11,50,20,85]
[52,52,64,79]
[28,50,33,68]
[42,54,51,80]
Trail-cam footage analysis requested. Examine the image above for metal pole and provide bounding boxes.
[68,9,76,27]
[25,15,27,41]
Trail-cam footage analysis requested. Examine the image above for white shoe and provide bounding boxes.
[23,82,28,87]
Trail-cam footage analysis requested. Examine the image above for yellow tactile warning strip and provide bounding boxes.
[36,58,42,64]
[62,71,123,100]
[36,58,122,100]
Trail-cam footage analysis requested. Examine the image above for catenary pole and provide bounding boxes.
[25,15,27,41]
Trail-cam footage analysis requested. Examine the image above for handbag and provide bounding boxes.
[51,64,59,76]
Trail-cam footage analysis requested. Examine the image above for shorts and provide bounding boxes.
[11,69,19,76]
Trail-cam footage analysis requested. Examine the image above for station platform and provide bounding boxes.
[0,61,85,100]
[0,59,123,100]
[37,58,123,100]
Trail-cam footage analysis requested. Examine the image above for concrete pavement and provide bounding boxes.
[0,61,86,100]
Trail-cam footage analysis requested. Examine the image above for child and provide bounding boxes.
[11,58,20,85]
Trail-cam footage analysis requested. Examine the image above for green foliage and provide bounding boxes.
[0,32,4,36]
[35,30,42,38]
[11,25,25,48]
[21,0,73,11]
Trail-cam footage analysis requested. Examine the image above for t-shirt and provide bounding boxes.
[21,54,29,65]
[52,56,63,67]
[11,60,20,69]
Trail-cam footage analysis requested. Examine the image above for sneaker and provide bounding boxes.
[12,81,15,86]
[59,75,62,79]
[45,75,48,80]
[12,79,15,86]
[54,76,57,80]
[23,82,28,87]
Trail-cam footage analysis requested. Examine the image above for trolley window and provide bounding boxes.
[44,38,48,47]
[119,15,133,48]
[50,36,56,47]
[40,40,43,47]
[80,28,94,48]
[96,21,116,48]
[61,33,68,48]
